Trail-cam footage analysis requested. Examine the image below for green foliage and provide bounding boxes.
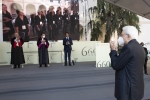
[88,0,140,42]
[79,24,84,38]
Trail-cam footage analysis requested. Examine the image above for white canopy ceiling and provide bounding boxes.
[104,0,150,20]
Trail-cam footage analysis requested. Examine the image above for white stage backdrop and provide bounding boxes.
[0,41,98,65]
[96,43,111,67]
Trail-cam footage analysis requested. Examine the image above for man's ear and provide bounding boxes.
[127,34,131,38]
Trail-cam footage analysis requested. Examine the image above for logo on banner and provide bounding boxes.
[26,55,33,64]
[81,46,95,56]
[96,61,111,67]
[50,53,56,60]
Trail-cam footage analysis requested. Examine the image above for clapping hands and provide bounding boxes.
[110,41,117,51]
[41,39,46,44]
[66,41,70,45]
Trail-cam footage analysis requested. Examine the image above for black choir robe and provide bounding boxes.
[109,39,145,100]
[37,38,49,64]
[10,37,25,65]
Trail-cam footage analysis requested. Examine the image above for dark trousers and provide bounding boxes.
[64,50,71,65]
[144,58,148,74]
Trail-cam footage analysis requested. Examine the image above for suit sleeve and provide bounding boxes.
[109,46,133,70]
[63,38,66,45]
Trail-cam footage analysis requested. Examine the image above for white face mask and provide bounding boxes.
[42,35,45,38]
[118,37,124,46]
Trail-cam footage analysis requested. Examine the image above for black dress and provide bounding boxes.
[37,38,49,65]
[10,37,25,65]
[3,11,15,41]
[35,15,44,38]
[15,15,29,42]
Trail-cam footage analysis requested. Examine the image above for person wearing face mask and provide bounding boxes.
[10,33,25,69]
[109,26,145,100]
[37,33,49,67]
[140,42,148,75]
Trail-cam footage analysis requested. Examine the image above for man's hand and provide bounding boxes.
[110,41,116,50]
[66,41,70,45]
[66,42,68,45]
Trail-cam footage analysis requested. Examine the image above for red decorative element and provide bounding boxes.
[13,40,22,48]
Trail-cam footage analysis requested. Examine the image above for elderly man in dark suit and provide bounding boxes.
[109,26,145,100]
[63,32,73,66]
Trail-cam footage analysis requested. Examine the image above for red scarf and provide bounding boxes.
[13,40,22,48]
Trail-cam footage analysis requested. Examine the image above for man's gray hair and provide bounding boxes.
[122,26,138,39]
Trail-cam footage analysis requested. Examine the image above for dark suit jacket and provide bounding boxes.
[109,39,145,100]
[143,47,148,60]
[63,37,73,51]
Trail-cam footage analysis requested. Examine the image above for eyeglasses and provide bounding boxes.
[120,33,128,37]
